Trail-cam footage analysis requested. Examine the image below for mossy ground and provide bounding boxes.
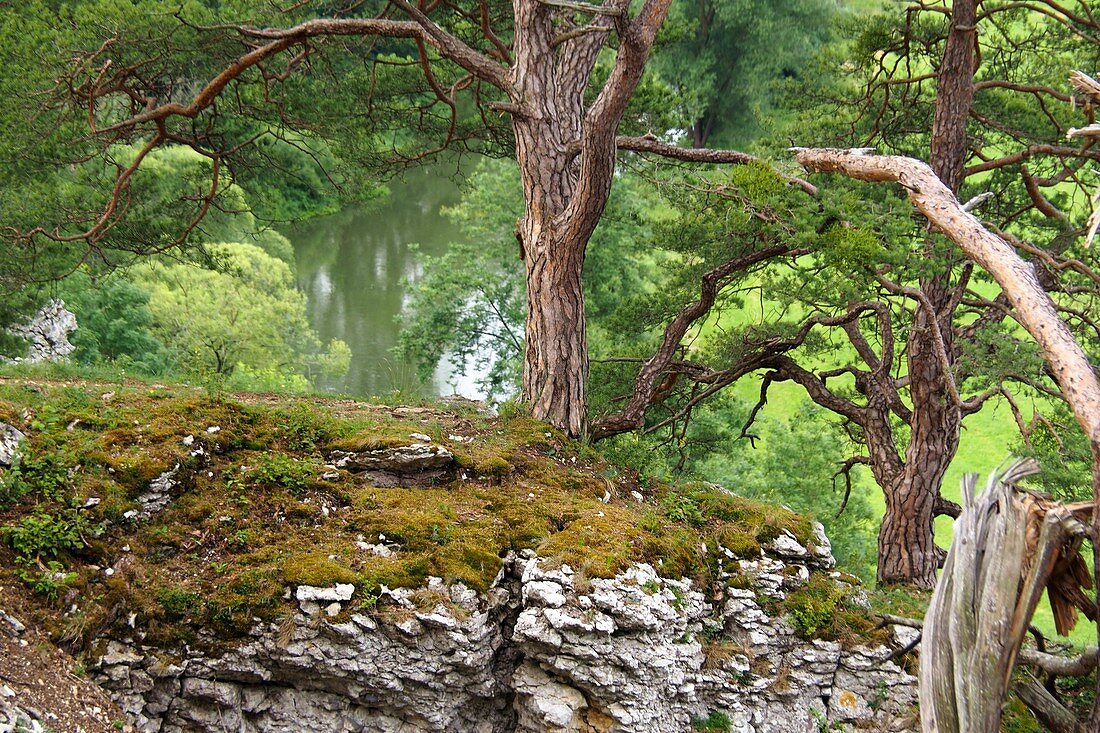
[0,375,844,652]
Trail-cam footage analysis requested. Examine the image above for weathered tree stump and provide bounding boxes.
[919,459,1093,732]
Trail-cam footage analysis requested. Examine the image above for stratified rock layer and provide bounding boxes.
[95,538,917,733]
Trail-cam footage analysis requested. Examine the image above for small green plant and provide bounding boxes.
[278,403,339,451]
[496,399,529,421]
[810,708,846,732]
[691,711,731,732]
[15,558,76,599]
[3,507,98,559]
[869,680,888,712]
[429,523,453,545]
[157,587,203,620]
[356,587,381,610]
[662,493,706,526]
[247,453,313,496]
[0,450,71,506]
[641,578,661,594]
[698,623,724,643]
[784,576,845,639]
[228,529,251,551]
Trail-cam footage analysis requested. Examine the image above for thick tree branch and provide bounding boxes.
[96,15,510,138]
[615,136,818,194]
[561,0,670,243]
[589,243,794,441]
[794,148,1100,450]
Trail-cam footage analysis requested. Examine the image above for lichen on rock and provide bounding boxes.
[94,552,917,733]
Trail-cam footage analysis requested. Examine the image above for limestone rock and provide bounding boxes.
[295,584,356,616]
[0,423,25,468]
[0,695,51,733]
[94,530,918,733]
[124,466,180,521]
[513,664,587,732]
[329,444,455,486]
[6,300,77,364]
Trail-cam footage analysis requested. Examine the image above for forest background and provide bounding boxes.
[1,0,1096,645]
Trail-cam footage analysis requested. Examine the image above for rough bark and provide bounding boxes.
[1093,449,1100,731]
[511,0,672,437]
[876,0,976,586]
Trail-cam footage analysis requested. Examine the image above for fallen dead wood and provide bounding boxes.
[1014,672,1083,733]
[1017,646,1099,677]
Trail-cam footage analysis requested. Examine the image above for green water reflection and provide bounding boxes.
[290,166,475,398]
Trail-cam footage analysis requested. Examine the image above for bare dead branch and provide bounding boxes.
[1018,646,1099,677]
[536,0,625,15]
[615,137,818,194]
[794,148,1100,451]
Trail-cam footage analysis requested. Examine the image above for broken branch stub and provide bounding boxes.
[918,460,1093,733]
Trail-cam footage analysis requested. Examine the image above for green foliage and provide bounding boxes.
[1014,404,1093,502]
[129,241,349,386]
[245,453,315,497]
[784,576,846,639]
[662,493,706,527]
[3,507,97,560]
[15,559,77,600]
[699,403,878,579]
[158,587,204,620]
[690,711,732,732]
[273,403,343,451]
[651,0,836,147]
[0,449,72,508]
[397,158,526,396]
[59,271,169,375]
[399,158,664,399]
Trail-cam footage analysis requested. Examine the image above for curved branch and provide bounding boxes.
[796,147,1100,452]
[97,15,509,138]
[589,243,793,440]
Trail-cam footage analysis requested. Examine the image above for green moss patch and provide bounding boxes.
[0,377,857,651]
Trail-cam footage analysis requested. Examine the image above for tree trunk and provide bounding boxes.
[878,459,946,587]
[508,0,671,437]
[879,280,962,586]
[1091,444,1100,730]
[877,0,976,586]
[520,224,589,437]
[860,389,947,586]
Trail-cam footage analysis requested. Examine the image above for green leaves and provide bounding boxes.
[4,507,90,560]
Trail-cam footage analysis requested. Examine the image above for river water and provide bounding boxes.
[290,165,484,399]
